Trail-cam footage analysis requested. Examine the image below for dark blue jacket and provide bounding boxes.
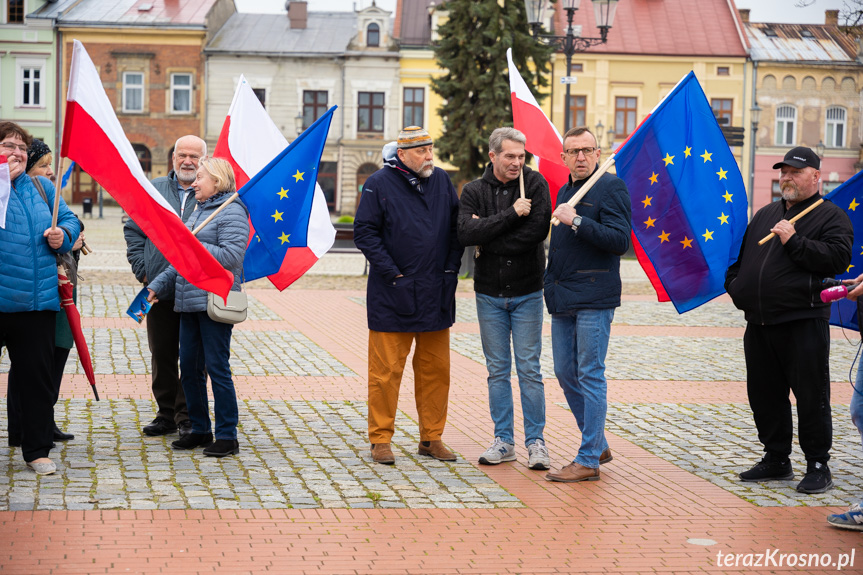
[354,154,461,332]
[544,169,631,313]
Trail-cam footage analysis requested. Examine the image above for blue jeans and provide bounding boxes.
[551,307,614,468]
[179,311,238,440]
[853,354,863,452]
[476,291,545,447]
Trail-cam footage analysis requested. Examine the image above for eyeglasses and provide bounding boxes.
[564,147,596,157]
[1,141,29,154]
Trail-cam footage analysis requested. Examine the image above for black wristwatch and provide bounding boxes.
[571,215,582,233]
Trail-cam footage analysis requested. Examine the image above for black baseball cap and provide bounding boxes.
[773,146,820,170]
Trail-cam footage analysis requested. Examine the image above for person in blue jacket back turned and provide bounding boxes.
[354,126,462,466]
[0,121,81,476]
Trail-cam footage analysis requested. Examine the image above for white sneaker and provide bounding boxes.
[527,439,550,470]
[478,437,516,465]
[26,458,56,476]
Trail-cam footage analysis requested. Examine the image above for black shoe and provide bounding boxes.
[203,439,239,458]
[171,432,213,450]
[797,461,833,493]
[143,417,177,437]
[177,420,193,438]
[53,424,74,441]
[739,457,794,482]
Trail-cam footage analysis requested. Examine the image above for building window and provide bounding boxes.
[775,105,796,146]
[318,161,338,211]
[358,91,384,132]
[7,0,23,23]
[303,90,328,129]
[18,61,44,107]
[403,87,424,128]
[123,72,144,113]
[367,23,380,47]
[570,63,584,72]
[252,88,266,107]
[711,98,733,126]
[615,96,637,138]
[170,73,192,113]
[133,144,151,177]
[567,95,586,130]
[771,180,782,202]
[826,106,846,148]
[717,66,730,76]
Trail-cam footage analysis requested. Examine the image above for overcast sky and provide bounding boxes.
[237,0,847,24]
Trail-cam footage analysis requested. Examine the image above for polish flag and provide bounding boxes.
[0,156,9,229]
[213,75,336,290]
[506,48,570,197]
[61,40,232,299]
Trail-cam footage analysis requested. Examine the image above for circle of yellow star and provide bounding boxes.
[649,173,658,185]
[702,229,714,241]
[680,236,693,249]
[278,187,289,200]
[642,195,653,208]
[644,216,656,229]
[683,146,692,158]
[849,198,860,211]
[293,170,305,182]
[658,230,670,243]
[663,153,674,166]
[718,212,730,225]
[723,191,734,203]
[716,167,728,181]
[701,150,713,162]
[272,209,284,222]
[278,232,291,244]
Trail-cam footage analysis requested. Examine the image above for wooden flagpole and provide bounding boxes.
[551,154,616,226]
[757,199,824,245]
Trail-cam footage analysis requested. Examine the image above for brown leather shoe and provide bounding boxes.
[545,462,600,483]
[599,448,613,465]
[417,440,457,461]
[371,443,395,465]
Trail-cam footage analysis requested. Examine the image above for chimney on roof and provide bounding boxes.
[287,1,308,30]
[739,9,750,24]
[825,9,839,26]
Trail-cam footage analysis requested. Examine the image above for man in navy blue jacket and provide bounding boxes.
[544,127,631,483]
[354,126,462,465]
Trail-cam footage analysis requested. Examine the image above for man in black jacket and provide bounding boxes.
[458,127,552,470]
[124,135,205,438]
[725,146,853,493]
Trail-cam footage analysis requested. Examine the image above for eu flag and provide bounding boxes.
[239,106,336,281]
[824,170,863,331]
[615,71,748,313]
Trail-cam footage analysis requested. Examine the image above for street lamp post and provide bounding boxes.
[524,0,619,131]
[748,103,761,216]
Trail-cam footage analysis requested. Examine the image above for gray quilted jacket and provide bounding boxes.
[148,191,249,313]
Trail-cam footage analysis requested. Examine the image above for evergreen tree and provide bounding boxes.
[431,0,554,182]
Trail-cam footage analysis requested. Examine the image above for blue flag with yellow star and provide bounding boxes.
[825,169,863,331]
[614,71,748,313]
[239,106,336,282]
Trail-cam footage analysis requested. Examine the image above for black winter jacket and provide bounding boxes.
[457,164,551,297]
[725,193,853,325]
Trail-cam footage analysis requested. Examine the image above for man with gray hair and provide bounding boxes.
[458,127,552,469]
[124,135,207,438]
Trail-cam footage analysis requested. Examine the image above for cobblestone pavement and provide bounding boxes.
[0,399,518,512]
[600,402,863,507]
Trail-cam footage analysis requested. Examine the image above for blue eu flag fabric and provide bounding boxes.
[824,169,863,331]
[239,106,336,282]
[615,71,748,313]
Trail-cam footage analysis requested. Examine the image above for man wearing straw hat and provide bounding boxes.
[124,135,206,439]
[725,146,852,494]
[354,126,463,465]
[457,127,552,470]
[544,126,631,483]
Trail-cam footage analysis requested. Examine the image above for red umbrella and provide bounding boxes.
[58,269,99,400]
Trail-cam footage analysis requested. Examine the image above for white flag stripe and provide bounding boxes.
[228,75,288,177]
[66,40,174,214]
[0,161,10,229]
[506,48,562,142]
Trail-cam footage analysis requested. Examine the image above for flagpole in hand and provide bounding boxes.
[757,199,824,245]
[519,167,525,199]
[551,155,617,226]
[191,192,240,236]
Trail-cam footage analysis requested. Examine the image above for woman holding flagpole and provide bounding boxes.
[147,157,248,458]
[0,122,80,476]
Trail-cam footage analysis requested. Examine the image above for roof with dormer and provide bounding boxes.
[205,11,357,56]
[746,21,859,63]
[30,0,220,27]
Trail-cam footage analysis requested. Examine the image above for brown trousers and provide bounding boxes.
[367,329,450,444]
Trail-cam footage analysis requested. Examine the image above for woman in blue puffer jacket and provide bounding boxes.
[0,121,81,476]
[147,157,248,458]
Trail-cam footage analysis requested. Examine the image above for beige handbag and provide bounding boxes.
[207,289,247,324]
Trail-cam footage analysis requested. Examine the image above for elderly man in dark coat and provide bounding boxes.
[354,126,462,465]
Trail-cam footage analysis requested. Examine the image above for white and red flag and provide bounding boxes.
[213,75,335,290]
[61,40,233,299]
[506,48,571,196]
[0,156,9,229]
